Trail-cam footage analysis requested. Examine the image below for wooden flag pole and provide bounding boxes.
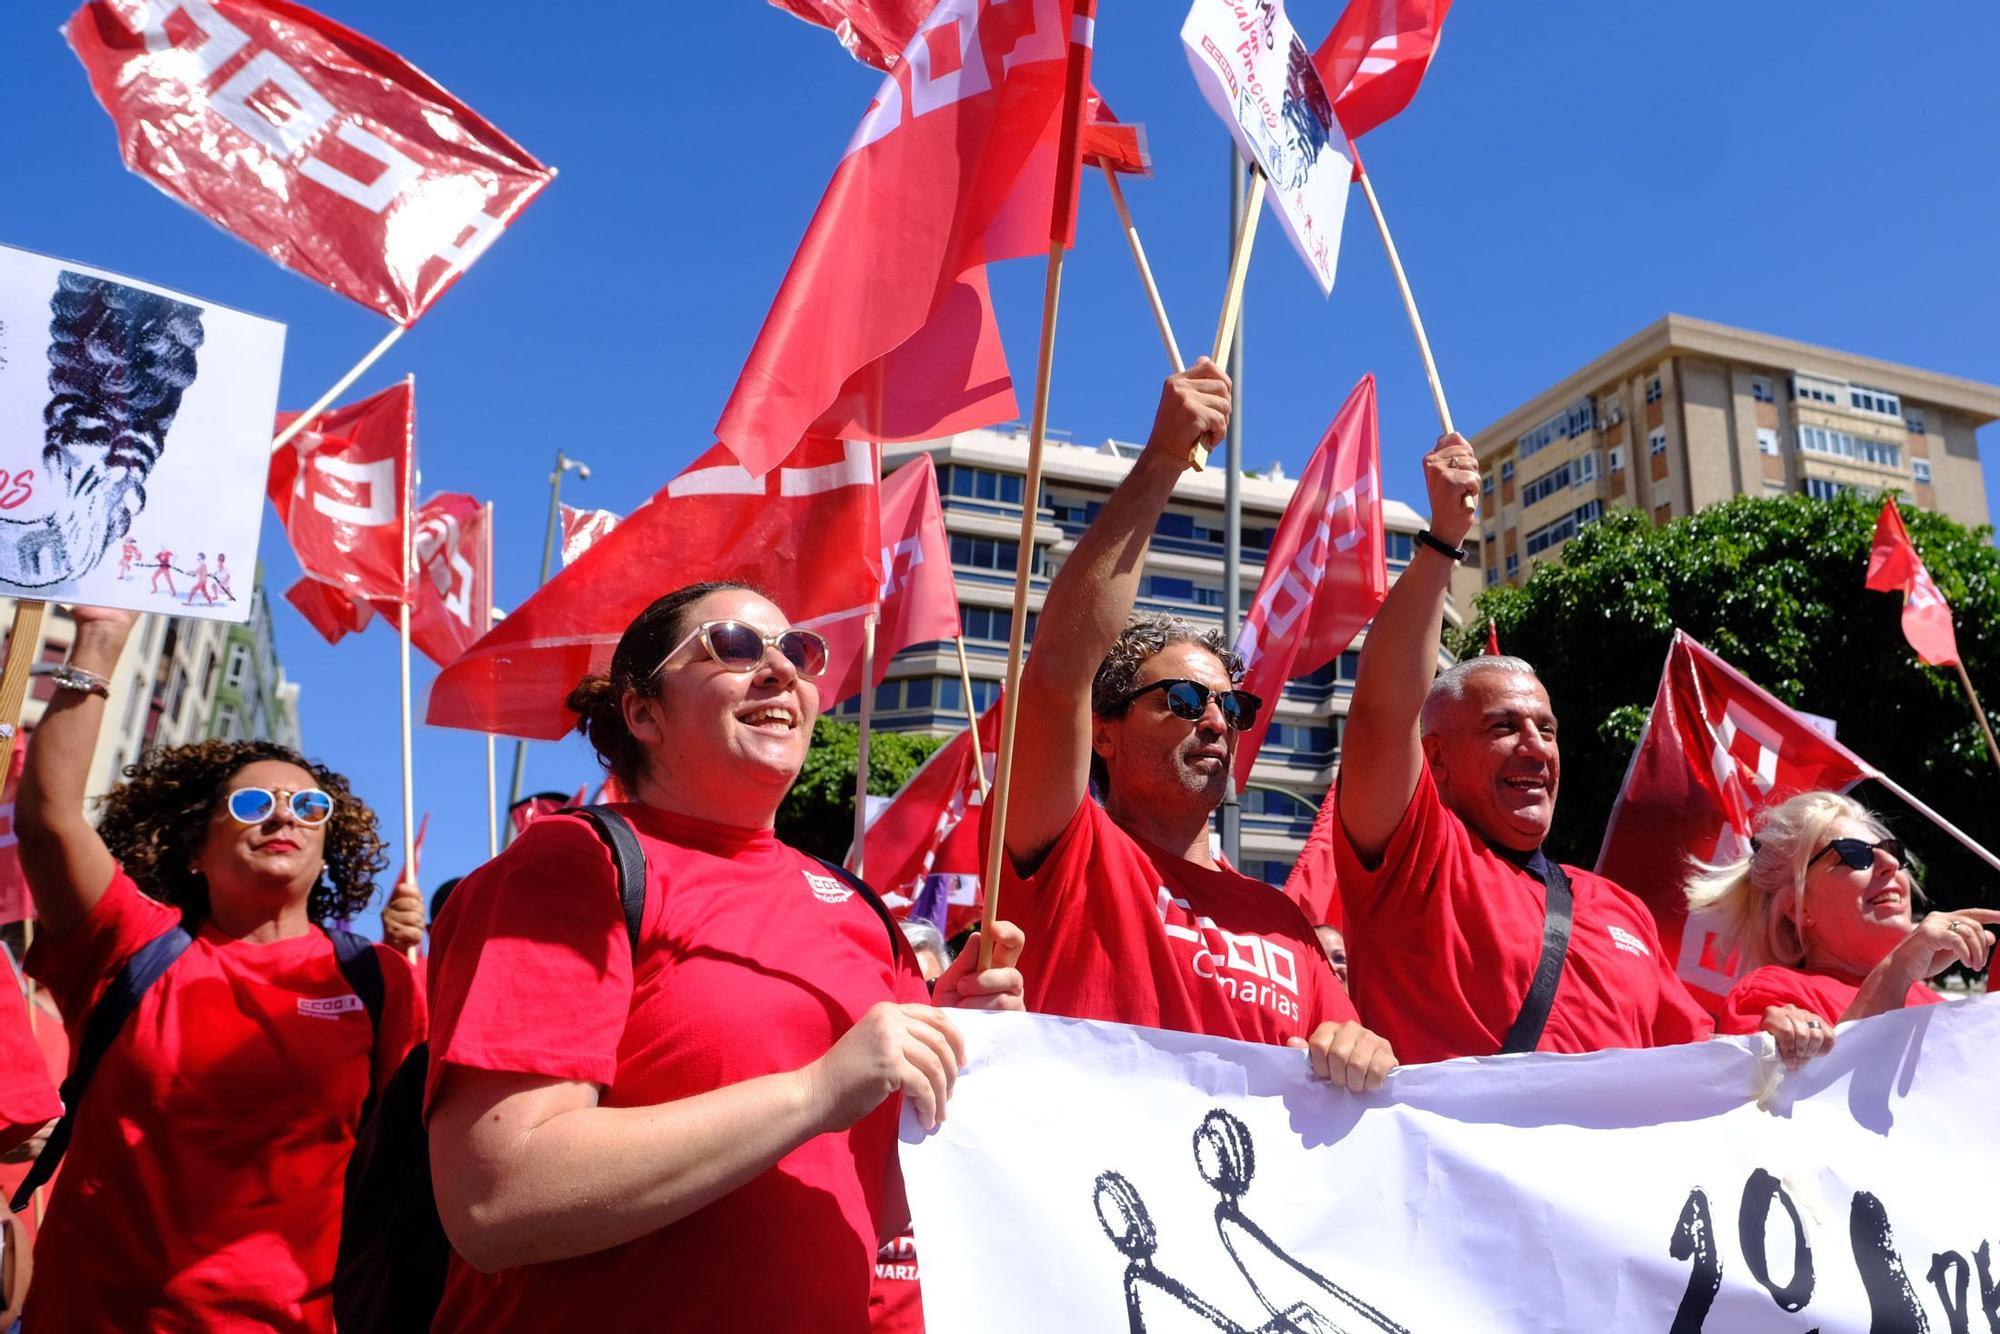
[1101,162,1184,375]
[397,601,419,963]
[952,635,988,797]
[482,502,499,859]
[850,614,877,877]
[1952,661,2000,774]
[1191,168,1266,471]
[0,601,46,778]
[269,323,408,454]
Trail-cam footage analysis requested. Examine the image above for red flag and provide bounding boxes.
[65,0,554,324]
[714,0,1085,476]
[394,812,428,891]
[407,493,491,667]
[284,574,375,644]
[428,436,883,740]
[1595,632,1877,1013]
[559,505,621,568]
[0,743,32,927]
[1231,376,1387,786]
[1082,89,1149,175]
[1485,619,1500,656]
[507,790,576,837]
[1865,498,1960,668]
[269,380,414,605]
[1313,0,1454,141]
[820,454,964,704]
[1282,785,1342,929]
[857,699,1001,937]
[765,0,940,69]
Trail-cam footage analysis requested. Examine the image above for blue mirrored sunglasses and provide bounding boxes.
[225,786,334,827]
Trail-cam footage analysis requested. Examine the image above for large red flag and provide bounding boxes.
[428,436,883,739]
[269,380,414,605]
[1595,632,1877,1013]
[1313,0,1454,141]
[820,454,964,705]
[1865,498,1961,668]
[1282,784,1342,929]
[856,699,1001,937]
[1231,376,1387,786]
[65,0,554,324]
[715,0,1084,476]
[0,743,32,928]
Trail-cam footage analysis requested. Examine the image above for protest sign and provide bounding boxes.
[0,243,283,619]
[1183,0,1352,294]
[905,1003,2000,1333]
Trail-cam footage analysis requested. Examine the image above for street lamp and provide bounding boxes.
[505,450,591,830]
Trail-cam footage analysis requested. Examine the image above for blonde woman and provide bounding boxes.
[1687,791,1997,1057]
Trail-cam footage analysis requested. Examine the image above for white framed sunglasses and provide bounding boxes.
[658,619,830,680]
[225,786,334,827]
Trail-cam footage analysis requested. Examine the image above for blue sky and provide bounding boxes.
[4,2,1997,922]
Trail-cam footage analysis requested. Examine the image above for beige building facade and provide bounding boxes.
[1470,316,2000,588]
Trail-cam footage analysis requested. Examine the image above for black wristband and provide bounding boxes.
[1415,529,1469,563]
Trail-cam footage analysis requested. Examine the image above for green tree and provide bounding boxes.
[1455,492,2000,915]
[776,717,950,863]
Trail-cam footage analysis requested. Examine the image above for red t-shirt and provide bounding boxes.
[0,972,59,1156]
[1002,797,1354,1045]
[24,867,426,1333]
[1717,963,1943,1034]
[870,1230,925,1334]
[1334,765,1713,1065]
[424,806,929,1334]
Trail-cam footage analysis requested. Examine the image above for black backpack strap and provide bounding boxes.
[326,928,386,1033]
[813,857,907,967]
[12,923,194,1213]
[560,805,648,954]
[1499,862,1574,1056]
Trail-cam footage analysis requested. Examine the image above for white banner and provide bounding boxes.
[0,243,284,620]
[904,1002,2000,1333]
[1182,0,1351,294]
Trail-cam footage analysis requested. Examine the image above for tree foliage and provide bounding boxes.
[776,717,950,864]
[1454,492,2000,913]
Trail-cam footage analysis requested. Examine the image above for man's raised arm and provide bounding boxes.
[1337,434,1480,862]
[1005,361,1232,873]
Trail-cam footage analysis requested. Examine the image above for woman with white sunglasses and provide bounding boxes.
[13,604,426,1332]
[423,581,1025,1333]
[1686,790,1998,1056]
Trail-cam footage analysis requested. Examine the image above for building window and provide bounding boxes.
[1523,500,1604,557]
[1849,384,1902,418]
[1905,410,1926,435]
[1384,532,1415,563]
[1805,477,1848,501]
[1500,460,1514,482]
[1644,377,1662,404]
[1264,723,1336,754]
[961,605,1029,643]
[1648,428,1667,456]
[1485,566,1499,587]
[212,704,241,741]
[1790,373,1844,405]
[1515,396,1597,460]
[1522,463,1573,508]
[942,466,1025,506]
[1240,788,1315,821]
[1504,552,1520,578]
[1574,451,1599,483]
[1795,425,1899,468]
[1757,428,1779,456]
[1751,375,1774,403]
[1913,459,1932,484]
[163,666,188,724]
[224,643,249,690]
[950,535,1023,573]
[1607,446,1626,473]
[1481,474,1494,496]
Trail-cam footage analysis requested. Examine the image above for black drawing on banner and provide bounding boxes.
[0,272,205,589]
[1279,39,1335,186]
[1094,1107,1410,1333]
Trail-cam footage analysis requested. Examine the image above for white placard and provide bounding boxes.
[904,1001,2000,1333]
[1183,0,1352,294]
[0,243,285,620]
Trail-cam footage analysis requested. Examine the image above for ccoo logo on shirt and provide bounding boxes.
[297,994,366,1019]
[803,869,854,904]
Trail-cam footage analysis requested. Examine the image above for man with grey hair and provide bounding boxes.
[1332,434,1711,1064]
[999,361,1395,1093]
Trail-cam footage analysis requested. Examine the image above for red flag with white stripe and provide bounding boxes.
[427,436,882,739]
[819,453,964,705]
[1231,376,1387,786]
[1313,0,1454,141]
[1865,498,1961,668]
[66,0,553,324]
[560,505,621,568]
[407,493,490,667]
[269,379,414,606]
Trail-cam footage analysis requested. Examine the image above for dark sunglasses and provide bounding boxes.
[1116,678,1263,732]
[1809,836,1907,873]
[226,787,334,827]
[660,619,830,680]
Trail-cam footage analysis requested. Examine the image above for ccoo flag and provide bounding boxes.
[1864,498,1960,668]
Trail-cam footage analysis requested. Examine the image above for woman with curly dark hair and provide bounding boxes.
[14,604,425,1333]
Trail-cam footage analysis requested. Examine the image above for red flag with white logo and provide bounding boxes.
[765,0,942,70]
[407,493,490,667]
[269,379,414,605]
[65,0,554,324]
[284,574,375,644]
[0,742,32,927]
[1231,376,1386,786]
[559,505,621,568]
[428,435,883,739]
[820,453,963,705]
[857,698,1001,937]
[715,0,1086,476]
[1313,0,1454,141]
[1865,498,1961,668]
[1595,631,1876,1014]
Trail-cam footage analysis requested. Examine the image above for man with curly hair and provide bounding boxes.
[998,362,1396,1092]
[13,604,425,1332]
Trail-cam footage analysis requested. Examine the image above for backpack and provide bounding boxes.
[10,921,383,1214]
[332,806,900,1331]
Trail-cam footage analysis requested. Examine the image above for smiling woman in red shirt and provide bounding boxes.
[14,604,425,1332]
[423,582,1025,1334]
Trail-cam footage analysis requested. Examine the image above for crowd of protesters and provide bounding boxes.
[0,364,1989,1330]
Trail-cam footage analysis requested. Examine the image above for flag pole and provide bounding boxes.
[0,601,46,778]
[1100,162,1184,374]
[1191,167,1265,471]
[269,323,409,454]
[850,613,877,878]
[483,502,500,858]
[1951,662,2000,774]
[396,420,419,963]
[1869,769,2000,874]
[952,635,988,797]
[978,0,1096,970]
